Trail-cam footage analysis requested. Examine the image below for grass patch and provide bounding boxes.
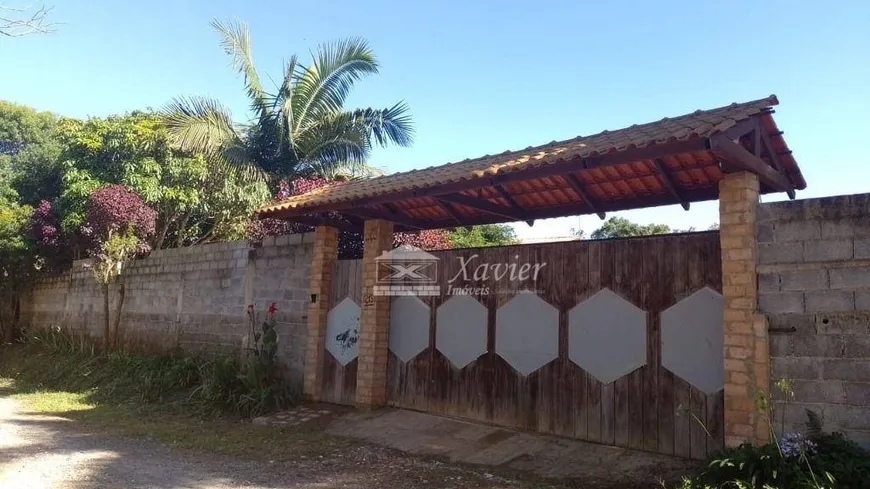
[0,329,353,461]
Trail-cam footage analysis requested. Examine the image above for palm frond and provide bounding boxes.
[348,102,414,147]
[298,131,370,166]
[211,19,269,120]
[272,56,299,161]
[307,161,384,181]
[292,38,378,134]
[222,139,265,183]
[162,96,262,180]
[274,56,299,110]
[162,96,239,155]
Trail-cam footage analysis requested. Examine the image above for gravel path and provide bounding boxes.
[0,398,536,489]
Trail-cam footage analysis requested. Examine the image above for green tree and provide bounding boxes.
[448,224,518,248]
[586,216,672,239]
[163,20,412,181]
[0,100,63,206]
[55,112,269,248]
[0,169,33,342]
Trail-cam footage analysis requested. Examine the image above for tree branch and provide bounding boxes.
[0,3,58,37]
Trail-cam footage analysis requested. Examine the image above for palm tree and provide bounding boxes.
[163,20,412,181]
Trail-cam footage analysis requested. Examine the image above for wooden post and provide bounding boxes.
[719,172,769,446]
[303,226,338,401]
[356,219,394,407]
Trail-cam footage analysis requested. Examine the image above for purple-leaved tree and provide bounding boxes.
[81,185,157,256]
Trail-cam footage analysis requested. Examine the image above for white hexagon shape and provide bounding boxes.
[569,288,647,384]
[325,297,361,366]
[436,295,487,369]
[661,287,724,394]
[496,291,559,375]
[389,296,431,362]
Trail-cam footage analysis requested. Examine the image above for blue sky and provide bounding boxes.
[2,1,869,241]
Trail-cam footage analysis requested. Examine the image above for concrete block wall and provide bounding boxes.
[757,192,870,446]
[22,234,315,387]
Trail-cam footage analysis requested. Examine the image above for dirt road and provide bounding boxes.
[0,399,529,489]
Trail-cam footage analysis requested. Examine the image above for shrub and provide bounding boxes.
[81,185,157,255]
[810,432,870,489]
[688,442,814,488]
[5,326,298,419]
[680,413,870,489]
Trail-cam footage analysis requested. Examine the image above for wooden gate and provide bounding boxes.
[320,258,363,405]
[386,232,724,458]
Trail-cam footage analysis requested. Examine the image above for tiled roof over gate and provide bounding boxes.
[258,95,805,230]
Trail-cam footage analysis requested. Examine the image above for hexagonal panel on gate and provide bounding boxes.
[325,297,361,366]
[496,291,559,375]
[389,296,431,363]
[661,287,724,394]
[568,288,647,384]
[436,295,487,369]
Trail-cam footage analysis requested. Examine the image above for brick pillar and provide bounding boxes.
[356,219,394,407]
[719,172,770,446]
[303,226,338,401]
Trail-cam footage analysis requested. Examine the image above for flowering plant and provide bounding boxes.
[246,302,278,366]
[781,432,817,459]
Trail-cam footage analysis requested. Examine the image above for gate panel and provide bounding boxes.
[386,232,724,458]
[321,259,362,405]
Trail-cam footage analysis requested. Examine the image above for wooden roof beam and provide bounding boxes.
[436,200,465,226]
[291,214,360,233]
[435,193,524,222]
[493,185,534,227]
[564,173,606,220]
[653,159,690,211]
[760,131,796,200]
[709,134,794,194]
[343,205,423,230]
[418,188,718,230]
[722,117,762,140]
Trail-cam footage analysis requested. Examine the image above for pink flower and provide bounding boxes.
[268,302,278,315]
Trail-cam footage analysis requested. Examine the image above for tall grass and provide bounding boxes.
[0,327,300,418]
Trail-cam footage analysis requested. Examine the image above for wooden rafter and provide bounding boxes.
[493,185,534,226]
[753,127,762,157]
[435,193,524,222]
[564,173,606,220]
[436,200,465,225]
[292,214,359,232]
[760,131,796,200]
[721,117,762,140]
[417,188,717,230]
[709,134,794,194]
[653,159,690,211]
[344,206,422,230]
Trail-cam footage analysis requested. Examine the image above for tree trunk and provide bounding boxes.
[111,281,126,348]
[154,212,178,250]
[175,213,190,248]
[102,283,110,349]
[194,225,215,246]
[11,295,20,342]
[0,293,16,344]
